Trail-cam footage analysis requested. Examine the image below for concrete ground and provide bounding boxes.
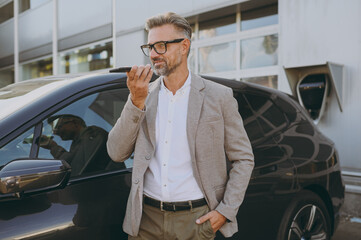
[331,189,361,239]
[332,215,361,240]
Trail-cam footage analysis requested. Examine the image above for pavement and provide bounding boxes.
[332,215,361,240]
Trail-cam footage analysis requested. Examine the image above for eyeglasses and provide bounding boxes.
[140,38,185,57]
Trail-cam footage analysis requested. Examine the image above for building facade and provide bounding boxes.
[0,0,360,213]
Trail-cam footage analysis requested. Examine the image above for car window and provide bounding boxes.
[37,88,132,177]
[0,127,35,167]
[244,93,287,137]
[274,96,298,123]
[234,92,264,144]
[234,92,287,168]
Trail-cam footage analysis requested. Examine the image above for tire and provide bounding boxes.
[277,190,332,240]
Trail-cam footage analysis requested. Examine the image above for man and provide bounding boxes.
[40,114,120,176]
[107,12,254,239]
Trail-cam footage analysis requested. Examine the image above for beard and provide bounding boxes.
[151,55,182,76]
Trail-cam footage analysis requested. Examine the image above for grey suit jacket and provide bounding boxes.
[107,73,254,238]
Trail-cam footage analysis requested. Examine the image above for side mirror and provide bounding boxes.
[0,159,71,199]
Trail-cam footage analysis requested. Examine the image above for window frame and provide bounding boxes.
[188,5,279,87]
[58,39,113,75]
[19,54,53,81]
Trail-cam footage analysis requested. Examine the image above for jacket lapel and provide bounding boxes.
[145,78,160,149]
[187,73,205,162]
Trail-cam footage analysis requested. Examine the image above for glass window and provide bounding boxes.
[235,92,287,169]
[241,34,278,69]
[0,127,35,167]
[244,93,287,136]
[234,91,253,120]
[199,15,236,39]
[0,1,13,25]
[243,75,278,89]
[274,96,298,123]
[0,67,14,88]
[199,41,236,73]
[234,92,263,144]
[21,57,53,81]
[59,42,113,74]
[241,4,278,31]
[38,88,131,177]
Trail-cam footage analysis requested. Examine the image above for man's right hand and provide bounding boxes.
[39,135,56,149]
[126,65,153,110]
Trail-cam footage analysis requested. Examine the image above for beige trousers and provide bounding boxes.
[128,204,215,240]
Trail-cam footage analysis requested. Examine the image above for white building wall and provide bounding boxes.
[279,0,361,170]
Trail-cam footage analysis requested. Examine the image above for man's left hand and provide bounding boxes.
[196,210,227,233]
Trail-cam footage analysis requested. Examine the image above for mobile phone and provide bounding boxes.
[109,67,132,73]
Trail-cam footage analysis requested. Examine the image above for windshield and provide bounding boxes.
[0,79,69,120]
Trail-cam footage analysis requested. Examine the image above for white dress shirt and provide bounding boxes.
[143,73,204,202]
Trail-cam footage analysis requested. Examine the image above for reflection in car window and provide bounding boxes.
[38,88,132,177]
[0,127,35,167]
[234,92,287,169]
[234,92,264,144]
[244,93,287,136]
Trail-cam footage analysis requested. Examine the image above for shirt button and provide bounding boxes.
[168,120,171,123]
[163,184,166,187]
[132,116,139,123]
[134,179,139,184]
[163,164,166,166]
[165,141,168,144]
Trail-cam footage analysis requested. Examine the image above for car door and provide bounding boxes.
[0,86,132,240]
[228,90,296,240]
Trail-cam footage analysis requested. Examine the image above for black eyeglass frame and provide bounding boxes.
[140,38,185,57]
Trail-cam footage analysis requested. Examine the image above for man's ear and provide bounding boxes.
[182,38,191,55]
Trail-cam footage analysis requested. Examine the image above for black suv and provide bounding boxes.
[0,72,344,239]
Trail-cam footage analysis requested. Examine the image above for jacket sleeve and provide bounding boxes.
[215,87,254,222]
[106,96,146,162]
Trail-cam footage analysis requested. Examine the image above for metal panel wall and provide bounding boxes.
[58,0,111,41]
[279,0,361,170]
[0,19,14,58]
[18,1,52,54]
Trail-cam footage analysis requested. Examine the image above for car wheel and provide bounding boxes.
[277,190,331,240]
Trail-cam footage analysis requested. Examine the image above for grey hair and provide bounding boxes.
[145,12,192,41]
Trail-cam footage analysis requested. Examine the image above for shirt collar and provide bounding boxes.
[160,71,192,94]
